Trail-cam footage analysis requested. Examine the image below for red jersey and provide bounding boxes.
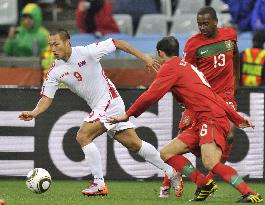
[126,57,244,125]
[184,27,237,100]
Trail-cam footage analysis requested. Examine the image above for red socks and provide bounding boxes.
[206,172,214,182]
[162,175,170,187]
[166,155,208,187]
[212,162,255,195]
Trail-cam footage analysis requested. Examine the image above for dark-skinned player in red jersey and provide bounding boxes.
[108,36,263,203]
[160,6,241,200]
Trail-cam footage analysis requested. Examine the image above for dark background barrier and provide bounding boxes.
[0,88,264,180]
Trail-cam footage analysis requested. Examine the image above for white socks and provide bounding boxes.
[137,141,175,179]
[82,141,175,184]
[82,142,105,185]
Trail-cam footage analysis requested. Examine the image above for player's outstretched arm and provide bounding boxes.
[19,96,53,121]
[113,39,160,72]
[215,94,255,128]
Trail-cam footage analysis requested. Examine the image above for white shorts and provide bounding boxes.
[84,96,135,137]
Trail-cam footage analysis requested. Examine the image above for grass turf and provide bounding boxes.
[0,179,264,205]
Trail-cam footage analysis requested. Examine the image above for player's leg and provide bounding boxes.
[200,120,263,203]
[159,109,195,197]
[193,141,231,201]
[105,97,176,177]
[114,128,177,180]
[201,141,263,203]
[115,127,184,197]
[161,128,217,201]
[202,123,234,190]
[204,130,233,181]
[76,121,107,146]
[159,175,171,198]
[204,101,236,182]
[161,135,209,190]
[80,97,125,196]
[76,120,108,196]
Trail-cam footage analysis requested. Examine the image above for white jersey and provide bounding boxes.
[41,38,119,109]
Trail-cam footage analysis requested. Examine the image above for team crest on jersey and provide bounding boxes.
[78,60,86,67]
[184,116,190,126]
[225,40,232,49]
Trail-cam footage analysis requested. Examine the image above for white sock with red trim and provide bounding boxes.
[82,142,105,186]
[137,140,175,178]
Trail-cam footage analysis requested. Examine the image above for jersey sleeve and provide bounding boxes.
[83,38,116,62]
[126,64,177,118]
[40,68,59,98]
[226,27,237,42]
[215,94,245,126]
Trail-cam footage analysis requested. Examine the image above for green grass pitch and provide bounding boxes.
[0,179,264,205]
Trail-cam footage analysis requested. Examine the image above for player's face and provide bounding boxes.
[197,13,217,38]
[48,34,70,60]
[22,15,34,29]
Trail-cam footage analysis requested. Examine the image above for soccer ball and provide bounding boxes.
[26,168,52,194]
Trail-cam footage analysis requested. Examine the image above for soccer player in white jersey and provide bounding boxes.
[19,29,181,196]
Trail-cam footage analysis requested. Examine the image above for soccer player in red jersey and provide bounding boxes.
[160,6,240,198]
[108,36,263,203]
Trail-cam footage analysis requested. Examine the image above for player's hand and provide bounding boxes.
[239,119,255,129]
[107,114,129,124]
[143,55,160,72]
[18,111,36,121]
[0,199,5,205]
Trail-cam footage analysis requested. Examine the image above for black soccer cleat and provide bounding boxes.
[189,179,218,201]
[236,193,263,203]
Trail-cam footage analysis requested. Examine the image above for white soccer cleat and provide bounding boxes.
[159,186,170,198]
[82,182,108,196]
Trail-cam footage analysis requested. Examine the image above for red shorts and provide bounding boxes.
[178,109,196,130]
[221,143,232,160]
[217,99,237,160]
[177,100,237,160]
[177,116,230,158]
[186,142,232,160]
[178,100,237,130]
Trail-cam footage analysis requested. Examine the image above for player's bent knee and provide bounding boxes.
[76,132,85,145]
[160,148,170,161]
[202,161,215,171]
[202,157,218,171]
[76,128,94,145]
